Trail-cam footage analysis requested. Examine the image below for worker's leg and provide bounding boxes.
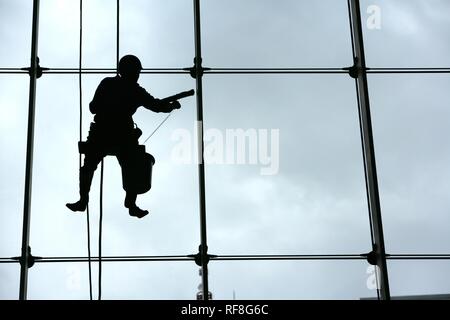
[117,148,149,218]
[125,191,148,218]
[66,151,104,212]
[124,192,137,208]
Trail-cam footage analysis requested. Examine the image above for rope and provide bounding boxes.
[116,0,120,69]
[96,0,120,301]
[79,0,93,300]
[98,161,104,300]
[143,112,173,144]
[346,0,356,59]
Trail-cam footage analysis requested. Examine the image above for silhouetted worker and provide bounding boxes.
[66,55,180,218]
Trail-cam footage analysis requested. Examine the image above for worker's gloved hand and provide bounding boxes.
[171,101,181,110]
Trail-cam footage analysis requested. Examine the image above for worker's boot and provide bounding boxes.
[128,205,149,219]
[125,192,149,218]
[66,168,94,212]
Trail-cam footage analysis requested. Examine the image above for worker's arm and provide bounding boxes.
[89,79,108,114]
[140,87,181,113]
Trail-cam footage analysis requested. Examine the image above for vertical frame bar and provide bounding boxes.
[193,0,209,300]
[79,0,94,301]
[19,0,40,300]
[116,0,120,70]
[348,0,390,300]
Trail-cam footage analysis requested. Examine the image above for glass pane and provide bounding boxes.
[0,0,32,67]
[31,75,86,257]
[28,262,93,299]
[361,0,450,67]
[202,0,353,68]
[388,261,450,299]
[0,75,28,257]
[120,0,194,68]
[102,262,197,299]
[369,74,450,253]
[27,261,197,299]
[83,0,117,68]
[99,74,199,256]
[203,75,372,255]
[39,0,79,68]
[31,73,199,257]
[210,260,377,300]
[0,264,19,299]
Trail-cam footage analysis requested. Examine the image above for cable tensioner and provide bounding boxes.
[188,245,217,266]
[21,57,48,78]
[13,246,41,269]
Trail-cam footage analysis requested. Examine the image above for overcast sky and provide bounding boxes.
[1,0,450,300]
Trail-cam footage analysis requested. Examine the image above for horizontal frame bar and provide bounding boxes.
[2,67,450,75]
[2,254,450,264]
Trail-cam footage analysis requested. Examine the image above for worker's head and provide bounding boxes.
[118,55,142,82]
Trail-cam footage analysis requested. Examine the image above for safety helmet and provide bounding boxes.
[118,55,143,77]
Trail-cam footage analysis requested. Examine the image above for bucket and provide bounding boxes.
[122,146,155,194]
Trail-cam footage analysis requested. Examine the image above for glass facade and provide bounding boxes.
[1,0,449,300]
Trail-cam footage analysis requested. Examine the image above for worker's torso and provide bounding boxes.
[93,76,143,132]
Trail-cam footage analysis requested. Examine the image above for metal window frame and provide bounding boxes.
[0,0,446,300]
